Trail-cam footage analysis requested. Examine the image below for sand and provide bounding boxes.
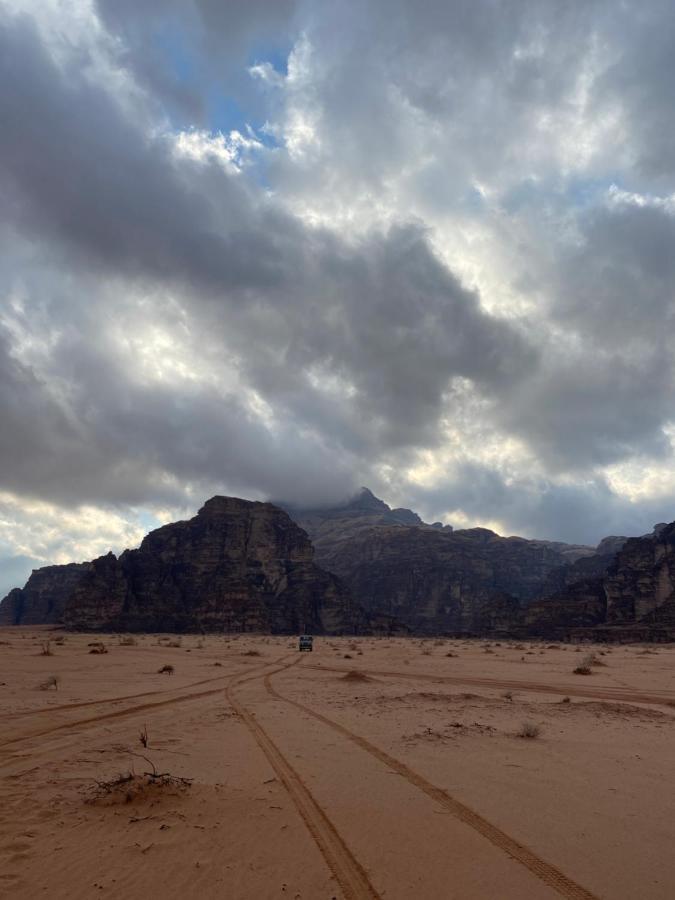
[1,629,675,899]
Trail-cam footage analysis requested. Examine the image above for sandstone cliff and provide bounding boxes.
[0,563,91,626]
[62,497,367,634]
[524,522,675,640]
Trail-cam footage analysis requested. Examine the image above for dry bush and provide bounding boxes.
[54,635,66,644]
[89,642,108,655]
[242,649,261,657]
[446,651,458,657]
[139,725,149,748]
[561,696,571,703]
[195,639,205,650]
[167,638,182,649]
[90,753,192,804]
[574,664,592,675]
[40,641,53,656]
[343,653,353,659]
[502,691,514,701]
[158,664,174,674]
[518,721,542,739]
[39,675,60,691]
[213,661,223,667]
[421,649,432,656]
[118,635,137,646]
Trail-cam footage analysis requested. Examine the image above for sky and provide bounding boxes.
[2,0,675,595]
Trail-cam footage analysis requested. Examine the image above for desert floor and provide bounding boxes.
[1,629,675,899]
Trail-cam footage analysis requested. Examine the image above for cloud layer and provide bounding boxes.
[2,0,675,587]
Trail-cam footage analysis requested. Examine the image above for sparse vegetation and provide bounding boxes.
[242,649,261,657]
[574,664,592,675]
[89,642,108,654]
[40,640,53,656]
[518,721,542,739]
[139,725,149,748]
[38,675,60,690]
[502,691,514,701]
[118,635,137,646]
[158,664,174,674]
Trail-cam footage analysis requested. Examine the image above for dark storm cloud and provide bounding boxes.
[0,9,531,513]
[1,1,675,549]
[406,464,675,547]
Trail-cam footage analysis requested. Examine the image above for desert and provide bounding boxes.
[2,629,674,899]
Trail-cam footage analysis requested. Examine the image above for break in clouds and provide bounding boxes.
[2,0,675,593]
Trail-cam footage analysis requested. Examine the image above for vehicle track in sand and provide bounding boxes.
[3,670,247,721]
[266,670,600,900]
[303,663,675,707]
[227,661,381,900]
[0,657,290,753]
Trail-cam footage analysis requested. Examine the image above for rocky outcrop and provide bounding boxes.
[0,563,91,626]
[62,497,367,634]
[302,521,582,635]
[524,522,675,640]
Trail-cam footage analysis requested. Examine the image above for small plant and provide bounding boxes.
[573,664,592,675]
[40,641,53,656]
[421,649,432,656]
[139,725,149,748]
[518,721,542,739]
[89,642,108,655]
[158,664,174,674]
[561,696,571,704]
[39,675,60,691]
[343,653,353,659]
[118,635,137,646]
[167,638,182,649]
[196,639,204,650]
[213,661,223,667]
[242,649,261,657]
[502,691,514,701]
[446,651,458,657]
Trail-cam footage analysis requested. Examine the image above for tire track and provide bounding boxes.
[266,671,600,900]
[0,657,289,752]
[302,663,675,707]
[227,662,381,900]
[4,670,244,721]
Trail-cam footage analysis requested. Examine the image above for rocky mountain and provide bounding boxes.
[284,489,601,635]
[0,563,91,626]
[2,498,368,634]
[524,522,675,640]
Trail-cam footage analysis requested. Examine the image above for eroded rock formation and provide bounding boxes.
[62,497,366,634]
[0,563,91,626]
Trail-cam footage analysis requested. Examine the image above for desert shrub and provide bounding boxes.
[343,653,353,659]
[573,664,592,675]
[446,651,458,657]
[561,696,571,703]
[118,635,137,646]
[89,642,108,655]
[40,641,53,656]
[195,639,204,650]
[242,649,261,657]
[502,691,514,701]
[167,638,182,649]
[518,721,542,739]
[421,649,432,656]
[158,664,174,674]
[213,661,223,667]
[139,725,149,748]
[39,675,60,690]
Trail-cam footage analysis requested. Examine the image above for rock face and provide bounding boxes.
[294,521,583,635]
[0,563,91,626]
[525,522,675,640]
[62,497,366,634]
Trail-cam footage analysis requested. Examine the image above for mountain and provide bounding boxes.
[1,497,367,634]
[525,521,675,640]
[284,489,600,635]
[0,563,91,626]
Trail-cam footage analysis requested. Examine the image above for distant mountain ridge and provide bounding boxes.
[1,489,673,640]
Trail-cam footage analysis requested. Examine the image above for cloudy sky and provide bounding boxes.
[2,0,675,594]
